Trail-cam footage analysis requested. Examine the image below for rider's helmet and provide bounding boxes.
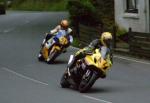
[100,32,112,47]
[60,19,69,30]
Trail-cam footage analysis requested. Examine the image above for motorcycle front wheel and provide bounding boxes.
[60,72,70,88]
[38,52,44,61]
[78,71,98,93]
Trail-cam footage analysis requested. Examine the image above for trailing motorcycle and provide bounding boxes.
[38,31,69,63]
[60,49,112,93]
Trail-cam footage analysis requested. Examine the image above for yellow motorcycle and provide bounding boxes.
[60,49,112,93]
[38,33,69,63]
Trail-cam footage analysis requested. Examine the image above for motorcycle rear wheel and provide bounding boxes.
[47,50,59,64]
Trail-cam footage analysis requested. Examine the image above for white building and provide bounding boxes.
[115,0,150,33]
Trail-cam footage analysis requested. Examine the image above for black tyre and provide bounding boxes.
[60,72,70,88]
[38,53,44,61]
[47,50,59,64]
[79,71,98,93]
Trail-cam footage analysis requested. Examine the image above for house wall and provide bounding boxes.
[115,0,149,33]
[146,0,150,32]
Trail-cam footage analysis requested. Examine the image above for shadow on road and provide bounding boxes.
[85,86,115,94]
[50,60,68,64]
[38,60,68,65]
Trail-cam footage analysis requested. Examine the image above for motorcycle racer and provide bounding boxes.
[42,19,73,62]
[67,32,113,78]
[41,19,73,46]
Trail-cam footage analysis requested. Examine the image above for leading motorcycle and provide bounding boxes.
[60,49,112,93]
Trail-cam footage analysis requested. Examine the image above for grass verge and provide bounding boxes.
[11,0,67,11]
[71,37,81,48]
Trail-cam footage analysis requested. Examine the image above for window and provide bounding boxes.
[125,0,138,13]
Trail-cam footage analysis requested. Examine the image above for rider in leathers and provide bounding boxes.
[42,19,72,46]
[67,32,113,79]
[42,19,73,62]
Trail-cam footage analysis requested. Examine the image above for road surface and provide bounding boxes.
[0,11,150,103]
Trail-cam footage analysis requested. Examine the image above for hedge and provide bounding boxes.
[67,0,102,27]
[67,0,114,31]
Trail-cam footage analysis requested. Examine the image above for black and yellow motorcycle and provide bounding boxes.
[60,49,112,92]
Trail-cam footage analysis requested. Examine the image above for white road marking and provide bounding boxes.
[1,67,49,86]
[2,19,30,33]
[114,55,150,65]
[3,28,15,33]
[83,95,112,103]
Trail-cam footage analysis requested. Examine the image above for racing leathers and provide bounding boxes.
[68,39,113,78]
[42,25,72,46]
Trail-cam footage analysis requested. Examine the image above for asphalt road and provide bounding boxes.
[0,11,150,103]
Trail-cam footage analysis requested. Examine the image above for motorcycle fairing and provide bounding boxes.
[84,49,110,73]
[59,36,68,45]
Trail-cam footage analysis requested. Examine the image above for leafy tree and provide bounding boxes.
[67,0,102,26]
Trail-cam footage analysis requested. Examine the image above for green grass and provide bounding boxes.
[116,27,127,37]
[0,0,5,2]
[71,37,81,48]
[11,0,67,11]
